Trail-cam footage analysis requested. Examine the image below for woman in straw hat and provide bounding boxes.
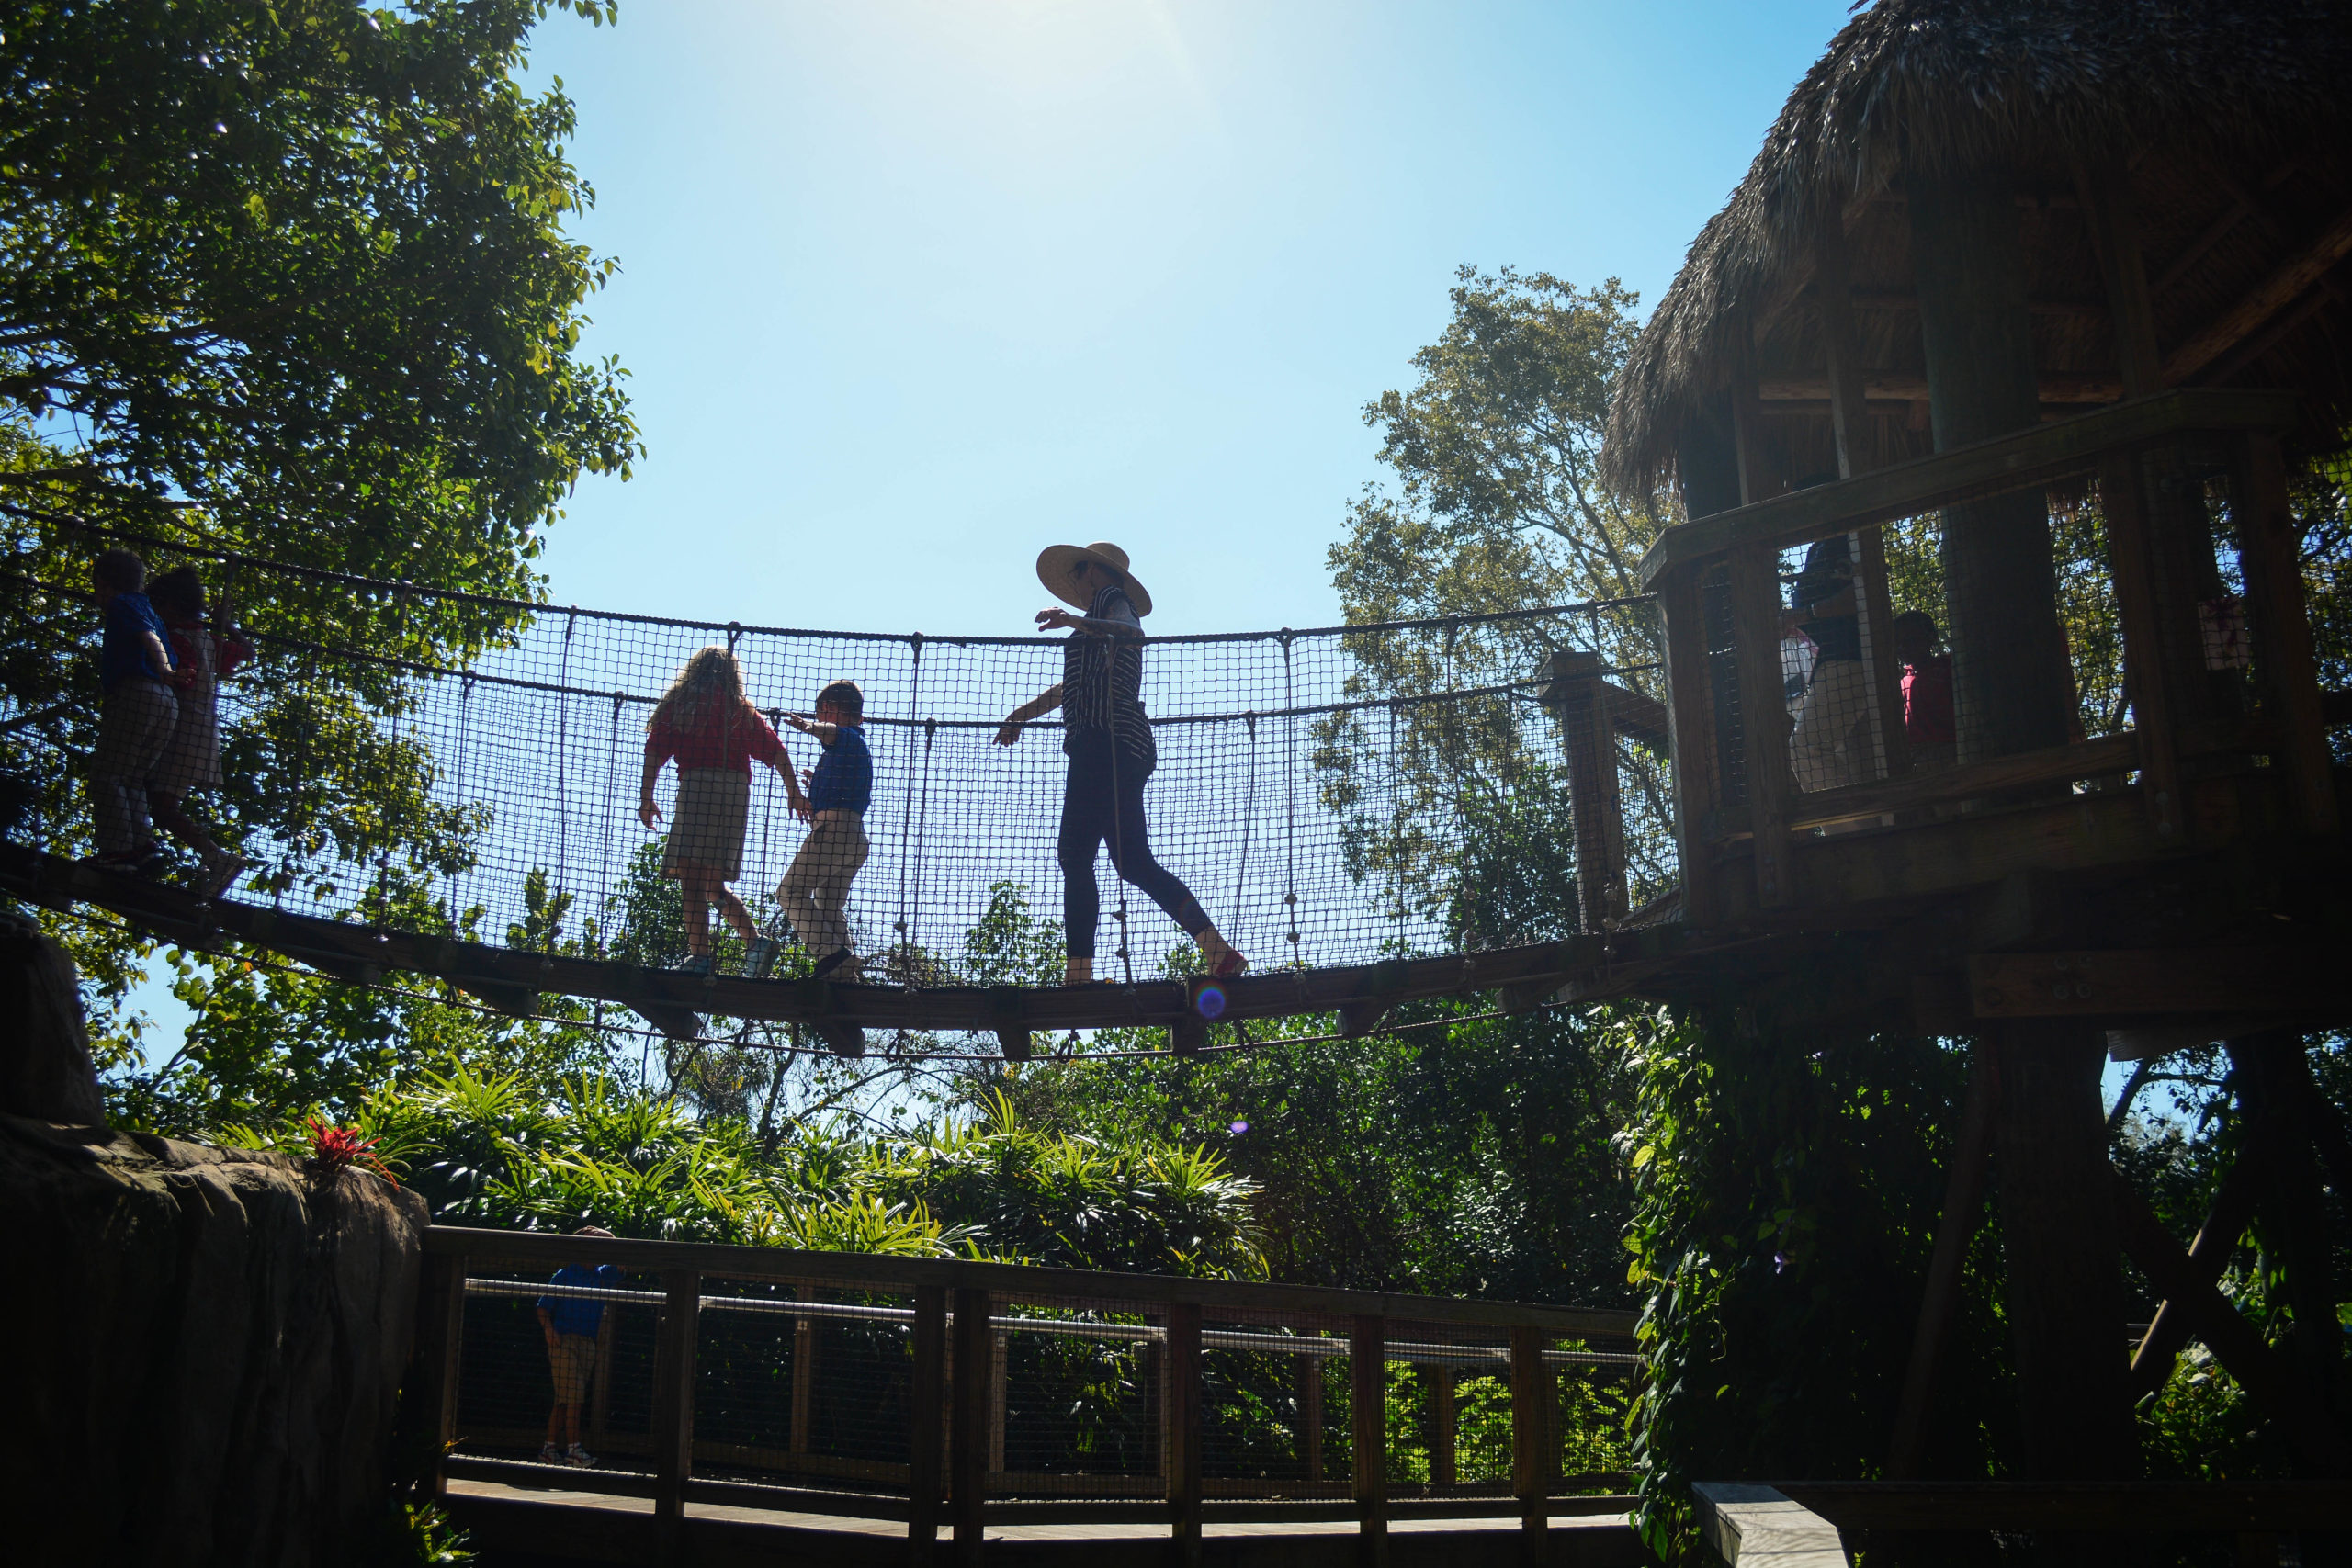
[995,542,1246,987]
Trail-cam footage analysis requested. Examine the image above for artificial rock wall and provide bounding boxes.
[0,912,429,1566]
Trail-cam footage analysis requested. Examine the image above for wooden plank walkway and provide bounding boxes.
[446,1478,1655,1566]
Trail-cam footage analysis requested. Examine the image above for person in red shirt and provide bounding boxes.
[639,647,807,974]
[1893,611,1955,771]
[146,566,251,897]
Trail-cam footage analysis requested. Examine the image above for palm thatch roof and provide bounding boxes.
[1601,0,2352,502]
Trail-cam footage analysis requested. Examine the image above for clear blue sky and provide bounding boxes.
[519,0,1855,638]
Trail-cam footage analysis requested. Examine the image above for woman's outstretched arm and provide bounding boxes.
[994,683,1065,746]
[639,738,667,827]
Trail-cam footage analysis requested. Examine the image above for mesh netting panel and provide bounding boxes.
[6,537,1675,999]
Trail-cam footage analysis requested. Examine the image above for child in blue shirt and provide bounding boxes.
[86,549,190,865]
[536,1225,623,1467]
[763,680,873,983]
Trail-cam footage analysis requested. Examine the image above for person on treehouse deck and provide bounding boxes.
[639,646,806,975]
[994,542,1245,987]
[146,565,252,898]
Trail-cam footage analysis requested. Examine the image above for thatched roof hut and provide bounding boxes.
[1601,0,2352,507]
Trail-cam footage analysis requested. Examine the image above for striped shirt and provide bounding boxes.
[1061,583,1155,766]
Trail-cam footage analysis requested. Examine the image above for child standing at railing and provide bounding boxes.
[756,680,873,982]
[1892,610,1956,773]
[85,548,190,868]
[145,566,252,897]
[536,1224,622,1469]
[639,646,807,976]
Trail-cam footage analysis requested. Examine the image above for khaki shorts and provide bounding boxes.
[548,1332,598,1405]
[662,767,751,879]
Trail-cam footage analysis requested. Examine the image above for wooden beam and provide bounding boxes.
[1757,371,2122,404]
[2111,1173,2352,1472]
[1544,652,1626,931]
[401,1252,466,1502]
[908,1284,946,1564]
[421,1224,1643,1337]
[1352,1314,1390,1567]
[650,1269,701,1568]
[1726,542,1795,908]
[2098,452,2187,840]
[2130,1146,2262,1398]
[950,1288,991,1563]
[2234,1032,2345,1408]
[2074,160,2163,398]
[1639,388,2300,586]
[1692,1483,1847,1568]
[1510,1326,1553,1565]
[1851,523,1910,785]
[1815,213,1873,479]
[2163,203,2352,385]
[789,1294,817,1456]
[2153,194,2256,298]
[1968,946,2352,1020]
[1887,1047,1997,1479]
[2232,431,2340,836]
[1300,1347,1325,1484]
[1730,310,1770,506]
[1430,1363,1457,1491]
[1167,1302,1204,1568]
[1657,566,1722,928]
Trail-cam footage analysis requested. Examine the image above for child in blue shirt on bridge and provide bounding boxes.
[537,1225,623,1469]
[758,680,873,982]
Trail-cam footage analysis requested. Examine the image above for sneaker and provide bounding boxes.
[745,936,779,978]
[675,953,713,977]
[538,1443,561,1465]
[811,947,854,981]
[566,1443,595,1469]
[819,1021,867,1058]
[200,852,250,900]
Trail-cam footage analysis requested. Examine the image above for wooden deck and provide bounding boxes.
[444,1477,1654,1566]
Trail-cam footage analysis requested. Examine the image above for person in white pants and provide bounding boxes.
[767,681,873,981]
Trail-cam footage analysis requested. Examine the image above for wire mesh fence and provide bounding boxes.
[3,526,1678,998]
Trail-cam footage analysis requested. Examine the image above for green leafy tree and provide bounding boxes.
[0,0,637,1077]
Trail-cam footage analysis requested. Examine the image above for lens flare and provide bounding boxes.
[1193,982,1227,1020]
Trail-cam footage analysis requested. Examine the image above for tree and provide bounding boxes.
[1317,267,1668,932]
[0,0,638,1075]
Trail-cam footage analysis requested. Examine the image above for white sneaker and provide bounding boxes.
[566,1443,594,1468]
[538,1442,561,1465]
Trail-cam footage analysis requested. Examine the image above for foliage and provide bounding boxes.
[1618,990,2011,1552]
[0,0,637,1070]
[1319,266,1670,926]
[304,1115,400,1186]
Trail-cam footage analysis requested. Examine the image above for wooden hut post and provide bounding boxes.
[1539,649,1625,930]
[909,1285,946,1563]
[950,1288,991,1562]
[1351,1315,1390,1566]
[1910,164,2137,1482]
[1816,211,1908,784]
[1657,562,1721,926]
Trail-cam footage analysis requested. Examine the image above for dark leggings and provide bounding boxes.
[1058,740,1205,961]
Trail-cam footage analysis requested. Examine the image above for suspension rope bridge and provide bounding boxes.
[1,524,1686,1056]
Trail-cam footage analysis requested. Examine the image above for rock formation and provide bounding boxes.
[0,912,428,1566]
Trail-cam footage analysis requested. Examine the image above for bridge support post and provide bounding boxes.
[1167,1301,1204,1567]
[1510,1326,1554,1564]
[951,1287,991,1563]
[401,1251,464,1503]
[650,1269,701,1567]
[909,1285,945,1564]
[1351,1314,1389,1568]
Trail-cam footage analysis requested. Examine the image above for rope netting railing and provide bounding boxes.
[2,524,1679,1009]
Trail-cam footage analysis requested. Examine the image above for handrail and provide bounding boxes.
[1638,387,2297,586]
[412,1228,1642,1560]
[424,1225,1638,1335]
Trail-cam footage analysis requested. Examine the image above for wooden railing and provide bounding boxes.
[408,1226,1643,1566]
[1695,1481,2352,1565]
[1636,387,2339,927]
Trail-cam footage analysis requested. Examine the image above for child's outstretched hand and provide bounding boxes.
[993,716,1023,746]
[638,794,662,829]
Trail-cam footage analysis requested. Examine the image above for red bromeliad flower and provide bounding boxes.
[304,1117,399,1186]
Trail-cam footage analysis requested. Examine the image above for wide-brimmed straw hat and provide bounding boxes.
[1036,541,1152,617]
